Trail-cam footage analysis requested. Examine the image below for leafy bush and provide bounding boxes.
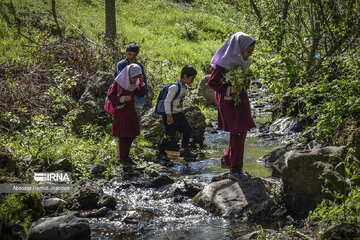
[0,194,32,229]
[2,110,118,179]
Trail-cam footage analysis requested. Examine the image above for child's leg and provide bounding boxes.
[173,113,192,149]
[158,115,177,152]
[228,133,247,173]
[119,137,135,159]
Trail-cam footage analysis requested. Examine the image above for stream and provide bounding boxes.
[90,83,293,239]
[90,131,281,240]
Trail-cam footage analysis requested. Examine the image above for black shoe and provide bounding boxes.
[229,171,248,181]
[221,160,230,169]
[179,148,197,160]
[156,151,171,161]
[119,157,137,166]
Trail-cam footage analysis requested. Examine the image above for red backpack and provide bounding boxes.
[104,82,122,115]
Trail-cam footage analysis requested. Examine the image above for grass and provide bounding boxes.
[0,0,259,83]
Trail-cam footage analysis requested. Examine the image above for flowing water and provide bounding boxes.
[90,127,282,240]
[90,83,286,239]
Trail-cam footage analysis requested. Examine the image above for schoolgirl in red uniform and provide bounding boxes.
[108,64,145,165]
[208,32,256,180]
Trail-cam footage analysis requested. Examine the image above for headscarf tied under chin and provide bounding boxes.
[115,63,142,91]
[211,32,255,70]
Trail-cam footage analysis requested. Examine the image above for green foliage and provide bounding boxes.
[3,110,118,179]
[290,47,360,140]
[0,194,32,229]
[252,0,360,141]
[196,104,217,121]
[253,223,271,239]
[43,64,78,112]
[223,68,253,106]
[308,150,360,225]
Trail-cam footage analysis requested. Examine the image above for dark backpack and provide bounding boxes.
[154,81,181,115]
[104,82,122,115]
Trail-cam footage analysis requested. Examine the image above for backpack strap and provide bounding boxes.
[169,81,182,114]
[174,81,181,99]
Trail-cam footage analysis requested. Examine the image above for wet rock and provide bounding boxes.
[238,229,277,240]
[193,178,270,219]
[97,194,117,209]
[183,179,204,197]
[321,223,359,240]
[193,74,216,106]
[27,214,90,240]
[273,146,347,218]
[80,207,112,218]
[257,146,288,164]
[123,211,141,224]
[114,183,133,191]
[170,180,203,198]
[0,223,26,240]
[45,158,72,172]
[42,198,67,214]
[301,126,317,141]
[305,140,326,150]
[136,161,171,176]
[70,179,103,210]
[147,175,174,188]
[173,195,185,203]
[211,172,229,182]
[90,162,107,179]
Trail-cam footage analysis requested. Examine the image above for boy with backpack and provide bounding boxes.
[155,65,198,161]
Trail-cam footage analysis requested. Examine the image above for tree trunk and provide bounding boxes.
[105,0,116,47]
[51,0,62,38]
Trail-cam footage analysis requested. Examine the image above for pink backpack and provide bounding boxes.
[104,82,122,115]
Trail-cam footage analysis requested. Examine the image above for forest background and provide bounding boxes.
[0,0,359,233]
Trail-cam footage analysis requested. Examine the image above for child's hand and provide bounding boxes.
[167,115,174,125]
[124,96,132,102]
[138,75,144,86]
[231,86,243,94]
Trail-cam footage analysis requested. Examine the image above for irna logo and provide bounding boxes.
[34,172,71,182]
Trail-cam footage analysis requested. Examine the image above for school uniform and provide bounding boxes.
[115,58,148,119]
[109,64,145,160]
[208,31,256,175]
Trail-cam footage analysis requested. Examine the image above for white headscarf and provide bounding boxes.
[211,32,255,70]
[115,63,142,91]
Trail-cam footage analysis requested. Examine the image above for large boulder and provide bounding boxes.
[141,105,206,148]
[332,114,360,159]
[193,74,216,106]
[0,223,26,240]
[74,71,114,131]
[27,215,90,240]
[70,179,104,210]
[192,178,270,219]
[273,146,347,218]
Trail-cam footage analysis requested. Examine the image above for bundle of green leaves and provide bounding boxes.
[223,68,252,106]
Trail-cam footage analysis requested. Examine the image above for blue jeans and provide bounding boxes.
[135,103,145,121]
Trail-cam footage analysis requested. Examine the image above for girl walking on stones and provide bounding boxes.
[208,32,256,180]
[108,63,146,165]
